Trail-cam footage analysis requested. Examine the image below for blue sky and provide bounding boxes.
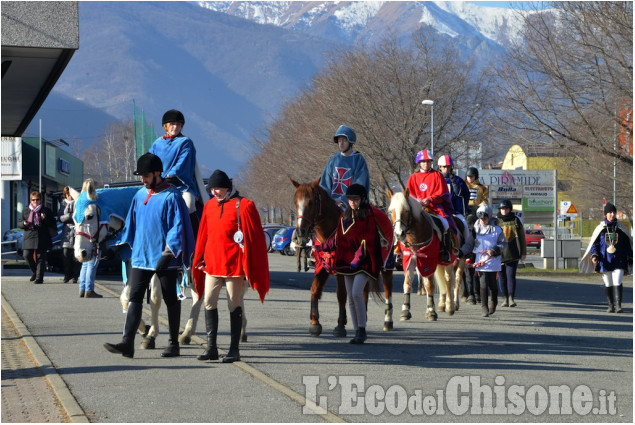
[468,1,533,9]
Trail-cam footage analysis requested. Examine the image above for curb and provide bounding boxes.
[1,294,90,423]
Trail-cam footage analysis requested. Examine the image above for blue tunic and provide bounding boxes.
[319,151,370,205]
[590,220,633,272]
[149,136,200,199]
[116,185,195,271]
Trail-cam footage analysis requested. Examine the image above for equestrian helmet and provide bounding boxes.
[466,167,479,178]
[415,149,433,163]
[476,204,491,219]
[162,109,185,125]
[345,184,367,199]
[498,199,513,210]
[437,155,454,167]
[333,125,357,144]
[134,153,163,175]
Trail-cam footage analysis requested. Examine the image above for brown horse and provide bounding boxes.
[291,178,394,337]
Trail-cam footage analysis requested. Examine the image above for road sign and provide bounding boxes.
[566,203,578,214]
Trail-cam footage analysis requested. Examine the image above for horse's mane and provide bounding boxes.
[390,190,423,217]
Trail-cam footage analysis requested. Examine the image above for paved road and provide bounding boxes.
[1,253,632,422]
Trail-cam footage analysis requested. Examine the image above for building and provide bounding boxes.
[1,2,80,235]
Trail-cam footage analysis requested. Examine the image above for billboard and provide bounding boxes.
[479,170,556,212]
[1,137,22,181]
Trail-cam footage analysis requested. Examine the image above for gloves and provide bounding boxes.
[350,262,359,270]
[155,253,174,271]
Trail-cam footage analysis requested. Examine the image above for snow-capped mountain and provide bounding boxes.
[198,1,524,48]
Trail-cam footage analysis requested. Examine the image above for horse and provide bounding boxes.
[387,189,469,320]
[291,178,395,337]
[70,176,230,349]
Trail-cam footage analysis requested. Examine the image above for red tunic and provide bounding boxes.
[406,169,450,219]
[193,196,269,303]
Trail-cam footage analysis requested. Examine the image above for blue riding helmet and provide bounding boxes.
[333,125,357,144]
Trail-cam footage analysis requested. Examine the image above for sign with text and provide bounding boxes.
[1,137,22,180]
[480,170,556,212]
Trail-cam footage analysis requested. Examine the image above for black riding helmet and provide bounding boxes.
[346,184,367,199]
[466,167,479,178]
[498,199,513,210]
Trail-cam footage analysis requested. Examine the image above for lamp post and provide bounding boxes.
[422,99,434,157]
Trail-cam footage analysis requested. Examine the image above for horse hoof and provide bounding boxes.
[426,311,438,321]
[140,337,155,350]
[383,321,393,331]
[446,309,455,316]
[309,324,322,337]
[439,305,446,312]
[332,326,347,338]
[178,334,191,345]
[400,311,412,321]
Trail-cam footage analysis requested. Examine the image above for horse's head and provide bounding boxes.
[73,181,108,262]
[291,178,322,239]
[387,188,425,244]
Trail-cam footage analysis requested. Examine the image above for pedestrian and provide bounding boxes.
[581,202,632,313]
[19,191,56,284]
[292,228,309,272]
[104,153,195,358]
[194,169,269,363]
[464,167,489,217]
[467,204,507,317]
[458,212,479,304]
[75,180,103,299]
[58,186,80,284]
[313,184,384,344]
[406,150,455,263]
[149,109,201,234]
[496,199,526,307]
[319,125,370,209]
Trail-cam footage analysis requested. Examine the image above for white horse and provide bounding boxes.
[70,170,237,350]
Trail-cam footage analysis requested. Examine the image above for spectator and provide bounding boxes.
[496,199,526,307]
[58,186,80,284]
[19,191,56,284]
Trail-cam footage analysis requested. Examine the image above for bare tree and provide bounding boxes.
[82,121,136,185]
[493,2,633,220]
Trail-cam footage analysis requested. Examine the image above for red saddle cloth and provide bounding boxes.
[400,232,442,278]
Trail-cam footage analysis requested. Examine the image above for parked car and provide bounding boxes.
[2,228,24,256]
[525,229,545,248]
[272,227,296,256]
[263,224,286,253]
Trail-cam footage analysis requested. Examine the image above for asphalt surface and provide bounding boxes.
[1,253,633,423]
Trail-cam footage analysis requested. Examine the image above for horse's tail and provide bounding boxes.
[368,274,385,305]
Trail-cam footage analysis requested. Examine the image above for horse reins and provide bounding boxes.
[75,205,108,258]
[296,188,323,236]
[400,200,433,250]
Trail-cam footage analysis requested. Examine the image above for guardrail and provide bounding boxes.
[1,240,19,259]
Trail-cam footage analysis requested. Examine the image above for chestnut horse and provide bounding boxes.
[292,179,394,337]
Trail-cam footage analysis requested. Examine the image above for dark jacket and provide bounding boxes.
[497,211,526,263]
[19,206,56,250]
[58,199,75,249]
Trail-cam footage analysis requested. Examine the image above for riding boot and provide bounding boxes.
[489,291,498,315]
[480,286,489,317]
[350,327,367,344]
[161,301,181,357]
[223,306,242,363]
[441,230,452,263]
[104,301,142,358]
[604,286,615,313]
[198,309,219,361]
[614,285,623,313]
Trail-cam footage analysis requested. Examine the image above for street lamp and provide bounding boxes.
[421,99,434,157]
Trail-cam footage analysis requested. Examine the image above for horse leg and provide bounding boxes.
[401,261,415,321]
[179,286,202,345]
[443,266,456,316]
[120,284,151,338]
[309,270,328,336]
[424,278,437,321]
[140,274,161,349]
[454,260,466,310]
[381,270,394,330]
[333,274,347,337]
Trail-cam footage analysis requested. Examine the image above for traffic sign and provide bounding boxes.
[566,203,578,214]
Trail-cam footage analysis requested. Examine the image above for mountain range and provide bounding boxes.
[24,1,525,177]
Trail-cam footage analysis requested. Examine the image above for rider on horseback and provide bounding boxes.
[406,150,456,263]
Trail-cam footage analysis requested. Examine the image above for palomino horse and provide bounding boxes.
[292,178,395,337]
[387,189,465,320]
[70,176,229,349]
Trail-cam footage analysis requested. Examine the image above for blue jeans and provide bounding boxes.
[498,260,519,297]
[79,254,100,292]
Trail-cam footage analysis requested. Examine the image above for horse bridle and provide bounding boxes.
[75,205,108,258]
[296,188,323,236]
